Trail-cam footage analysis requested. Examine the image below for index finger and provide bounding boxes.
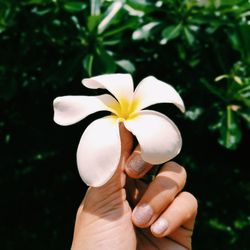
[125,145,153,179]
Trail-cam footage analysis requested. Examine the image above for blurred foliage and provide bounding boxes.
[0,0,250,249]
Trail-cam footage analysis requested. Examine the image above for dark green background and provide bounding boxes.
[1,0,250,249]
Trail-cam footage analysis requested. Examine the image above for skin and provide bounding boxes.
[71,124,198,250]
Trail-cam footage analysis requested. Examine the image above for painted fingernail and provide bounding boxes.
[133,204,153,225]
[127,154,145,174]
[151,218,169,234]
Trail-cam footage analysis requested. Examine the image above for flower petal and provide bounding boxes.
[77,116,121,187]
[82,73,134,103]
[133,76,185,112]
[53,94,118,126]
[124,110,182,164]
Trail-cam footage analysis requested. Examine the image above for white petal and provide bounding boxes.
[124,110,182,164]
[53,94,117,126]
[77,116,121,187]
[133,76,185,112]
[82,73,134,103]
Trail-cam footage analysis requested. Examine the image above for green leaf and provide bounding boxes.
[239,25,250,62]
[126,0,154,13]
[162,24,182,41]
[215,74,229,82]
[185,107,204,121]
[31,7,52,16]
[91,0,101,16]
[234,218,250,230]
[218,106,242,150]
[87,15,101,32]
[71,16,81,30]
[236,84,250,108]
[103,39,121,45]
[103,18,138,38]
[184,27,195,45]
[233,75,243,85]
[209,218,232,233]
[24,0,51,4]
[132,22,160,40]
[0,2,12,33]
[219,0,243,7]
[238,110,250,128]
[63,2,86,13]
[96,47,117,73]
[116,60,135,73]
[229,25,250,63]
[98,0,124,34]
[83,54,94,76]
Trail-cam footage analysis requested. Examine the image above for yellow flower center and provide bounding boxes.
[108,97,139,121]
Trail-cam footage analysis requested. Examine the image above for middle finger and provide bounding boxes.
[132,161,187,228]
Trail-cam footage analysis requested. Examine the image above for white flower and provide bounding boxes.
[53,74,185,187]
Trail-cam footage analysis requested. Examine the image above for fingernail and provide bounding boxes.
[127,154,145,174]
[133,204,153,225]
[151,218,169,234]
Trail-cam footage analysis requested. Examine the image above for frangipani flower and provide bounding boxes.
[53,74,185,187]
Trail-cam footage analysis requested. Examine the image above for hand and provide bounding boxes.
[71,124,198,250]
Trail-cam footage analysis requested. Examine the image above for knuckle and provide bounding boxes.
[180,166,187,180]
[176,166,187,190]
[165,161,182,168]
[163,161,187,177]
[156,176,178,192]
[182,191,198,215]
[161,162,187,191]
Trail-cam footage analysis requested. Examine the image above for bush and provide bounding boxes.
[0,0,249,249]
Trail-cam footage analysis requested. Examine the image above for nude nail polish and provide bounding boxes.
[151,218,169,234]
[127,154,145,174]
[133,204,153,225]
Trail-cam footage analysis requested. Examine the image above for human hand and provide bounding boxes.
[71,124,198,250]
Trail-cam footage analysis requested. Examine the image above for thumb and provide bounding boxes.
[83,122,133,205]
[72,124,136,250]
[119,122,134,163]
[95,122,133,191]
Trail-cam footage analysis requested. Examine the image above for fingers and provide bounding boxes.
[125,145,153,178]
[150,191,197,249]
[98,123,132,189]
[126,146,198,247]
[150,191,198,237]
[119,122,133,161]
[82,123,133,207]
[125,178,147,206]
[132,162,187,228]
